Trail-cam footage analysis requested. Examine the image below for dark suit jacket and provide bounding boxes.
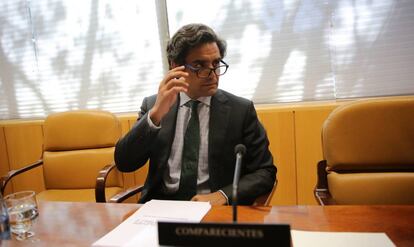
[115,89,276,205]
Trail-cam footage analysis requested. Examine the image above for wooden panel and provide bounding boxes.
[127,117,137,128]
[4,123,45,194]
[257,109,296,205]
[118,114,137,136]
[119,119,130,137]
[0,127,13,195]
[2,97,409,204]
[0,127,10,175]
[294,106,337,204]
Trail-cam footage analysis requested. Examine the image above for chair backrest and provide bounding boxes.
[42,110,123,190]
[321,98,414,204]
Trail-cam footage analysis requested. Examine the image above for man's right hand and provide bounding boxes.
[149,66,189,125]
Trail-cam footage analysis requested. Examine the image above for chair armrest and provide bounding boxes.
[95,164,144,203]
[253,179,278,206]
[108,184,144,203]
[314,160,336,205]
[95,163,118,202]
[253,193,268,206]
[1,159,43,195]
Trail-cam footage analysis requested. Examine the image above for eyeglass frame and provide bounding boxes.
[184,60,229,78]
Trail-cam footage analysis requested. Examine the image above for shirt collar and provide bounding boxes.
[179,92,211,107]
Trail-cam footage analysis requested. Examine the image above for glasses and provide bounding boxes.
[185,60,229,78]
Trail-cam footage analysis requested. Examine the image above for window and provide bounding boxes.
[0,0,163,119]
[168,0,334,103]
[1,0,413,120]
[332,0,414,98]
[168,0,414,102]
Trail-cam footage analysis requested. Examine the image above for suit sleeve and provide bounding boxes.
[222,102,277,205]
[114,97,159,172]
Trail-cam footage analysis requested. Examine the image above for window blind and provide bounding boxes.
[1,0,413,120]
[167,0,335,103]
[332,0,414,98]
[167,0,414,103]
[0,0,164,119]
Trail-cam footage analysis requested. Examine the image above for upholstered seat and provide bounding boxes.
[314,98,414,205]
[1,110,126,202]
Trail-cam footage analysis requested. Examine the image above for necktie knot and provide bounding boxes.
[186,100,200,112]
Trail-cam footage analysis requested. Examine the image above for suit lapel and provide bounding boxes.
[209,90,230,144]
[208,90,231,187]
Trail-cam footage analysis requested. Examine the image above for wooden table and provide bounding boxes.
[2,201,414,246]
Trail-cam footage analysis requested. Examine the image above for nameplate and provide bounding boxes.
[158,222,291,246]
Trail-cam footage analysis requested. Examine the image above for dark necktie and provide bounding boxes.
[176,100,200,200]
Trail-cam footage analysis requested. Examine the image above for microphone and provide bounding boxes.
[232,144,246,223]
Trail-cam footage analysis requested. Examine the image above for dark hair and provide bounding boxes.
[166,23,227,67]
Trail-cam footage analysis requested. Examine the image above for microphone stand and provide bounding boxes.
[232,145,245,223]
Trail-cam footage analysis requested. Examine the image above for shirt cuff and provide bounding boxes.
[218,190,229,205]
[147,110,161,129]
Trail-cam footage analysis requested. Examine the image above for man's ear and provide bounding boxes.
[170,61,179,69]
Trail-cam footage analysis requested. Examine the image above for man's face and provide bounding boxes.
[178,42,222,99]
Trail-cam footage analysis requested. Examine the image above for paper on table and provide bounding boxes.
[291,230,395,247]
[92,200,211,247]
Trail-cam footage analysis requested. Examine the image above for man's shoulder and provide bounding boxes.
[143,94,158,107]
[146,94,157,101]
[216,89,252,106]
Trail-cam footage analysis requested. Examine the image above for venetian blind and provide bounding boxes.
[167,0,414,103]
[0,0,163,119]
[167,0,335,103]
[1,0,413,120]
[332,0,414,98]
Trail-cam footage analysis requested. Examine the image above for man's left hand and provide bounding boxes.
[191,192,227,205]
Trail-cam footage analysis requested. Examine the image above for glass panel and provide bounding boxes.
[0,0,163,119]
[167,0,335,103]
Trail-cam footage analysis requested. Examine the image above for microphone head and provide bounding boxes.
[234,144,246,155]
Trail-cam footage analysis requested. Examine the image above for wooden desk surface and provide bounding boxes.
[3,201,414,246]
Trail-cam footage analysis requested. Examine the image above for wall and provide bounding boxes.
[1,96,411,205]
[256,102,339,205]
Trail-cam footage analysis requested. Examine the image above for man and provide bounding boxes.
[115,23,276,205]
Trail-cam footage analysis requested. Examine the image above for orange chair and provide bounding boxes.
[314,98,414,205]
[1,110,142,202]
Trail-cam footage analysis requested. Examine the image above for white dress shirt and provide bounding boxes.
[147,92,211,194]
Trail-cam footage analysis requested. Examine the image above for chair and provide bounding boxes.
[1,110,142,202]
[314,98,414,205]
[252,180,277,206]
